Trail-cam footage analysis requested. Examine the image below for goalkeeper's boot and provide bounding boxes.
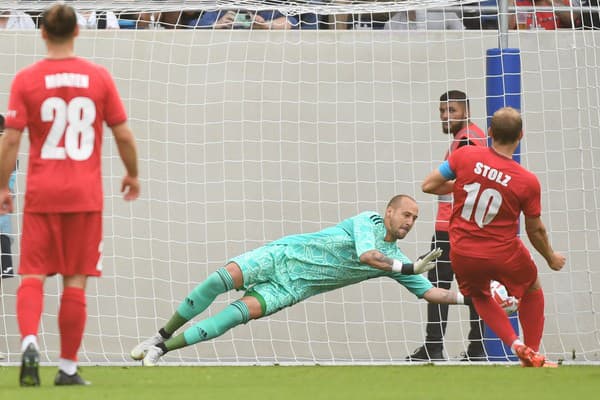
[54,369,91,386]
[405,345,444,362]
[142,345,164,367]
[131,334,165,360]
[19,343,40,387]
[514,344,558,368]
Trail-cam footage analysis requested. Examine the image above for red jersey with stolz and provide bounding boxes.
[4,57,127,212]
[435,123,487,232]
[446,146,542,258]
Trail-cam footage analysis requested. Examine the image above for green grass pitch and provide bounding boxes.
[1,365,599,400]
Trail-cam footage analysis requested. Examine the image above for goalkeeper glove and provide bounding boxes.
[413,247,443,274]
[392,247,443,275]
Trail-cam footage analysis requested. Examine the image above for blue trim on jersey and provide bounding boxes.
[439,160,456,180]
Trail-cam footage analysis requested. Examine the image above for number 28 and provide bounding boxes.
[41,96,96,161]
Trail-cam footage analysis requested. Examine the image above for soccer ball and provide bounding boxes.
[490,280,519,315]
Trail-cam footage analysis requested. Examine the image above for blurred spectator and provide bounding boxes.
[512,0,574,29]
[77,10,120,29]
[570,0,600,28]
[385,9,464,30]
[582,0,600,28]
[187,10,298,29]
[462,0,499,30]
[348,13,392,29]
[327,0,391,29]
[296,11,323,29]
[0,10,36,29]
[114,0,196,29]
[328,12,391,29]
[293,0,325,29]
[134,11,199,29]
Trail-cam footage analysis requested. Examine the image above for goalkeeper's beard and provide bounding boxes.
[395,227,410,239]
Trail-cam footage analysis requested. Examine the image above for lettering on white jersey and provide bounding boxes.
[473,162,512,187]
[45,73,89,89]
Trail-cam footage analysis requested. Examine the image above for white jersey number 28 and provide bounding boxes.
[41,96,96,161]
[460,182,503,228]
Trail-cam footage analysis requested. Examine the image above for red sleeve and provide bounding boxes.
[4,72,28,131]
[447,151,456,174]
[447,145,467,174]
[100,67,127,127]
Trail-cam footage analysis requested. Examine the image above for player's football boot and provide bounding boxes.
[131,334,165,360]
[540,359,559,368]
[142,345,164,367]
[460,343,488,362]
[54,369,91,386]
[405,345,445,362]
[514,344,558,368]
[19,343,40,387]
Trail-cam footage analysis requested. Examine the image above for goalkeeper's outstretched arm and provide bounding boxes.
[359,247,443,275]
[423,287,468,305]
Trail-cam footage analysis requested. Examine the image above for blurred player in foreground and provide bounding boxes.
[0,113,17,362]
[0,2,139,386]
[421,107,566,367]
[132,194,472,365]
[0,114,16,281]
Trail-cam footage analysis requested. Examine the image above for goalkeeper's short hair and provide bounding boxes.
[387,194,416,209]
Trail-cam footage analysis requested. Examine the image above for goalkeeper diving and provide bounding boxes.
[132,194,471,365]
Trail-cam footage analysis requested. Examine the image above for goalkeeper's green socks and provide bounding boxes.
[163,268,236,335]
[161,300,250,352]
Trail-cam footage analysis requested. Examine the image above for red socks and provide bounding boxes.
[17,279,87,361]
[58,286,87,361]
[472,295,519,347]
[518,288,545,352]
[17,278,44,339]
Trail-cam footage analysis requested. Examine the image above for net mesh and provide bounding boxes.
[0,0,599,365]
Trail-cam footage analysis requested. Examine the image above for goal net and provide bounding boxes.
[0,0,599,365]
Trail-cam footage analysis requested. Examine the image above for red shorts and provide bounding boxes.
[450,240,537,299]
[19,212,103,277]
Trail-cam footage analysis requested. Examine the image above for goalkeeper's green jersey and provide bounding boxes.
[232,211,432,314]
[270,211,412,287]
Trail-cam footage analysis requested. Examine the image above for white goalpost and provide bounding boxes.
[0,0,599,365]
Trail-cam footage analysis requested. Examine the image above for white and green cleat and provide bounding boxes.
[130,334,164,361]
[142,345,164,367]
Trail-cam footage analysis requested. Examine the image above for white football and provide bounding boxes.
[490,280,519,315]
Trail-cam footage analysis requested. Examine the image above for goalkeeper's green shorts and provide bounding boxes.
[230,245,299,316]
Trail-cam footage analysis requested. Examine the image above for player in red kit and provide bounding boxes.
[421,107,565,367]
[0,3,139,386]
[407,91,488,362]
